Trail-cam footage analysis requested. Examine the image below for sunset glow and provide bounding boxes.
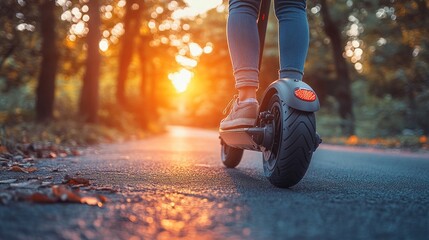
[173,0,223,19]
[169,69,193,93]
[99,39,109,52]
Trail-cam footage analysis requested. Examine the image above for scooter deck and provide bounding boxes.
[219,127,263,151]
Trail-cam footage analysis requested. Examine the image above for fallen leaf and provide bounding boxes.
[9,166,28,173]
[52,185,81,203]
[17,184,109,206]
[71,149,81,156]
[0,146,8,154]
[26,167,38,173]
[27,193,56,203]
[80,196,100,206]
[0,179,17,184]
[51,185,67,197]
[63,175,90,186]
[97,195,108,203]
[8,166,37,173]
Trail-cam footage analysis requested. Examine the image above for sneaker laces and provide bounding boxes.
[222,94,238,115]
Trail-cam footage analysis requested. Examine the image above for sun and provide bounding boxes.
[168,68,193,93]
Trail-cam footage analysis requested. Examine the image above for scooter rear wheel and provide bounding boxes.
[262,94,316,188]
[221,143,243,168]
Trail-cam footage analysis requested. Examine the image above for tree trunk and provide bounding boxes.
[35,0,58,122]
[79,0,101,123]
[116,0,141,105]
[137,36,150,128]
[319,0,355,135]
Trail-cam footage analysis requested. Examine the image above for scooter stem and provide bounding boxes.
[258,0,272,70]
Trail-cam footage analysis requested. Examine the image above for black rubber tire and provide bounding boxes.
[262,94,316,188]
[221,143,244,168]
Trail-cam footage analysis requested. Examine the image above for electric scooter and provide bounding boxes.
[219,0,322,188]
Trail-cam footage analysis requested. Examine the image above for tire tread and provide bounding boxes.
[268,108,316,188]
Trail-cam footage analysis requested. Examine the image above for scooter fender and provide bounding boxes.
[261,78,320,112]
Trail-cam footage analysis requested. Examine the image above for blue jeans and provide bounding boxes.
[228,0,309,89]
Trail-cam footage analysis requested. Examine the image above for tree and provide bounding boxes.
[79,0,101,123]
[114,0,189,127]
[35,0,59,121]
[116,0,142,106]
[318,0,355,135]
[365,0,429,133]
[0,0,39,92]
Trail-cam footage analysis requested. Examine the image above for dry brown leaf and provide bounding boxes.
[28,193,56,203]
[26,167,38,173]
[64,176,90,186]
[0,146,8,154]
[52,185,66,197]
[19,184,109,206]
[71,150,81,156]
[52,185,81,203]
[65,191,82,203]
[97,195,108,203]
[9,166,28,173]
[80,196,101,206]
[8,166,37,173]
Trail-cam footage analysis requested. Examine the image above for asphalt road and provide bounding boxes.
[1,126,429,240]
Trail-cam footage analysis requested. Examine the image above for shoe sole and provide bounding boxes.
[220,118,256,130]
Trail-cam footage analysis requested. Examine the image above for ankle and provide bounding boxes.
[238,87,257,101]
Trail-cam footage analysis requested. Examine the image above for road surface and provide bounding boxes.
[1,126,428,239]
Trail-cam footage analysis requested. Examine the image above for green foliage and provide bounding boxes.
[0,1,40,91]
[0,0,428,149]
[353,80,407,137]
[415,89,429,133]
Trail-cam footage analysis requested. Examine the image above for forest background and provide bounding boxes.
[1,0,428,149]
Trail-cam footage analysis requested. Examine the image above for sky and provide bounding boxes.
[174,0,223,18]
[185,0,222,13]
[171,0,224,93]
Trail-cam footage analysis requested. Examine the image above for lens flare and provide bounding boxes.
[168,69,192,93]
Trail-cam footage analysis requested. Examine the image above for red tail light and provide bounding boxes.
[294,88,316,102]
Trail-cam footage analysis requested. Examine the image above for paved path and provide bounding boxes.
[1,126,428,239]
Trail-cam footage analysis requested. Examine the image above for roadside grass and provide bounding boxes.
[322,135,429,151]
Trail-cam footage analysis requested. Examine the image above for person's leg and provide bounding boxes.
[274,0,309,80]
[220,0,261,129]
[228,0,261,100]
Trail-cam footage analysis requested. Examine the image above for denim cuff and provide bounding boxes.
[234,67,259,89]
[279,68,304,80]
